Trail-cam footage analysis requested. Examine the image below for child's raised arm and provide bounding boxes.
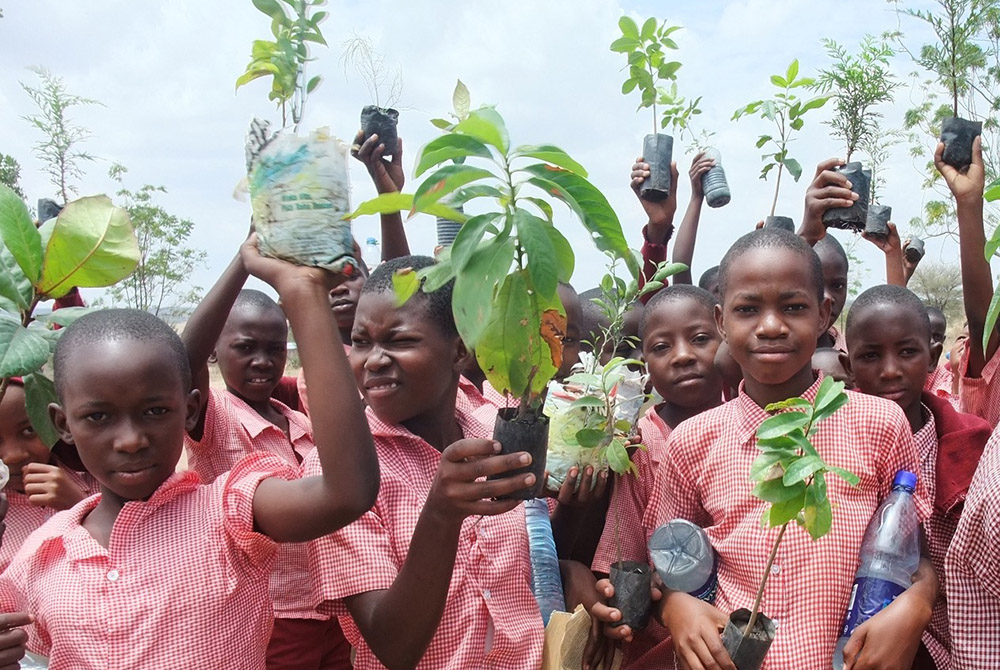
[631,158,679,300]
[799,158,858,247]
[936,136,997,376]
[351,130,410,263]
[862,221,906,286]
[241,237,379,540]
[670,152,716,285]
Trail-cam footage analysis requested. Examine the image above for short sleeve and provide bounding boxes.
[957,490,1000,600]
[222,452,297,566]
[0,549,48,656]
[188,388,225,453]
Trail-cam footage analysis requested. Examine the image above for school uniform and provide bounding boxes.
[185,389,349,669]
[0,454,293,669]
[0,466,99,572]
[644,376,930,669]
[959,346,1000,428]
[305,405,544,670]
[925,365,960,409]
[945,423,1000,669]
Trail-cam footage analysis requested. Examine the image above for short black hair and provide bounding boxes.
[718,228,824,303]
[640,284,718,338]
[233,288,283,315]
[363,255,457,338]
[846,284,931,340]
[54,308,192,398]
[927,306,946,328]
[815,233,849,270]
[698,266,720,290]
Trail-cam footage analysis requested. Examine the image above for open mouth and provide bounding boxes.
[246,377,273,386]
[365,378,401,397]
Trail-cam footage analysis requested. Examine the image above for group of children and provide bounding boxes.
[0,125,996,670]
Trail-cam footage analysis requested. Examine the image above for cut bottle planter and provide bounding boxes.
[721,608,776,670]
[701,147,731,208]
[641,133,674,201]
[822,162,870,233]
[609,561,652,631]
[491,407,548,500]
[763,216,795,232]
[941,117,982,170]
[361,105,400,157]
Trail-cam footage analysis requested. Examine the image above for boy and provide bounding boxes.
[182,251,351,668]
[0,237,379,669]
[844,284,991,668]
[306,255,544,670]
[814,233,849,351]
[592,228,936,670]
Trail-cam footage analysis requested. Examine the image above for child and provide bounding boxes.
[182,252,351,668]
[698,266,720,298]
[844,284,991,668]
[0,378,98,572]
[591,228,936,670]
[304,255,543,669]
[814,233,849,351]
[0,237,379,669]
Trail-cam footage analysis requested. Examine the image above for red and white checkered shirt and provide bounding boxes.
[0,453,294,670]
[305,405,544,670]
[960,347,1000,429]
[926,365,960,410]
[644,377,929,670]
[946,425,1000,669]
[185,389,321,620]
[0,467,99,573]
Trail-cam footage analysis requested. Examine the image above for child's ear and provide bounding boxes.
[48,403,74,445]
[714,303,726,341]
[929,341,944,370]
[208,350,218,365]
[818,296,833,337]
[184,389,202,432]
[453,338,472,375]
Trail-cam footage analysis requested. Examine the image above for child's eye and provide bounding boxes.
[692,334,711,344]
[147,407,169,417]
[86,412,109,423]
[784,304,807,312]
[734,305,756,314]
[860,352,879,361]
[19,426,36,438]
[268,345,286,355]
[651,342,670,353]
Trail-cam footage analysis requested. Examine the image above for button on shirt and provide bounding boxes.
[305,405,544,670]
[644,378,929,670]
[0,453,294,670]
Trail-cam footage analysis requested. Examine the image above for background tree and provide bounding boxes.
[908,261,964,326]
[100,164,206,319]
[20,66,102,203]
[0,153,25,200]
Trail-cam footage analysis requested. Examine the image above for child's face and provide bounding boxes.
[846,304,933,419]
[50,339,200,503]
[642,299,722,408]
[329,274,364,331]
[928,311,947,348]
[815,246,848,323]
[717,247,829,395]
[350,291,468,426]
[556,284,582,380]
[215,306,288,405]
[0,384,51,493]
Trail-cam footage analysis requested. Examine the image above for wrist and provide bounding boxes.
[645,222,674,245]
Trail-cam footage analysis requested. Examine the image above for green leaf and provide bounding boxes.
[33,306,91,327]
[391,269,421,307]
[750,450,796,480]
[765,397,812,412]
[826,465,860,487]
[565,372,602,388]
[797,96,830,114]
[986,220,1000,259]
[0,246,32,311]
[252,0,286,20]
[570,395,605,410]
[755,135,773,149]
[515,210,559,300]
[576,428,607,448]
[416,258,455,293]
[346,192,469,224]
[767,489,806,526]
[430,118,452,130]
[785,59,799,83]
[756,411,810,440]
[543,223,574,282]
[37,196,140,299]
[770,74,788,88]
[23,371,60,448]
[813,380,849,423]
[640,17,657,40]
[752,477,806,503]
[451,213,502,273]
[651,261,687,282]
[306,75,321,93]
[453,107,509,154]
[604,440,633,475]
[0,313,50,377]
[611,37,639,53]
[755,433,807,452]
[803,480,833,540]
[0,184,43,283]
[413,164,494,210]
[513,145,588,176]
[452,79,471,119]
[523,196,554,221]
[453,235,515,347]
[985,290,1000,355]
[618,15,639,39]
[782,158,803,182]
[414,135,493,177]
[984,179,1000,203]
[782,455,825,485]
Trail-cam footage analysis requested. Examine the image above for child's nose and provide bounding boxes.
[364,346,391,371]
[672,342,696,365]
[757,310,787,338]
[113,422,150,454]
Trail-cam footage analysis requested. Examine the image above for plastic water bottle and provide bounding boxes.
[701,147,731,209]
[363,237,380,271]
[648,519,717,602]
[21,651,48,669]
[832,471,921,669]
[524,498,565,625]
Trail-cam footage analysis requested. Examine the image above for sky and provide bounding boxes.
[0,0,961,306]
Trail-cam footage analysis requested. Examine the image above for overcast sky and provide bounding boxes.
[0,0,960,305]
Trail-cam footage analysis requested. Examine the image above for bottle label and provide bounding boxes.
[689,555,718,604]
[840,577,906,636]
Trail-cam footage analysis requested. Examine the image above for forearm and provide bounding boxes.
[348,510,463,670]
[182,253,248,385]
[903,557,939,620]
[380,211,410,261]
[958,197,996,369]
[670,198,702,285]
[884,249,906,286]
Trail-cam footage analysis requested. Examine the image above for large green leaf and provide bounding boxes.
[346,192,469,223]
[412,164,495,211]
[756,411,810,440]
[0,246,32,311]
[521,165,637,279]
[391,268,421,307]
[985,289,1000,355]
[514,210,559,300]
[782,455,825,485]
[767,489,806,526]
[752,477,806,504]
[453,235,515,347]
[453,107,509,154]
[450,185,505,207]
[543,223,574,282]
[23,371,60,448]
[0,312,51,377]
[0,184,42,283]
[451,213,503,273]
[37,196,140,299]
[803,475,833,540]
[414,134,493,177]
[32,306,92,328]
[512,145,587,176]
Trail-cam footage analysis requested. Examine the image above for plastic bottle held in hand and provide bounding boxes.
[524,498,565,625]
[832,470,921,669]
[648,519,717,602]
[363,237,380,271]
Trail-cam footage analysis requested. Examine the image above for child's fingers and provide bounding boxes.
[813,157,845,180]
[591,469,609,499]
[20,462,57,478]
[842,624,867,670]
[576,467,595,503]
[442,438,501,462]
[464,497,522,517]
[556,468,578,505]
[932,141,948,173]
[391,137,403,162]
[811,184,857,209]
[0,612,31,630]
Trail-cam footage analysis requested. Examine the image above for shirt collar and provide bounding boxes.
[365,403,490,448]
[735,372,825,445]
[227,391,311,442]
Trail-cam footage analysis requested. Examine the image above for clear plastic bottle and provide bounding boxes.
[363,237,380,271]
[648,519,717,602]
[832,471,921,669]
[20,651,48,669]
[524,498,565,625]
[701,147,731,209]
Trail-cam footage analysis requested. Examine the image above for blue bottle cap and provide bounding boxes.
[366,237,378,245]
[892,470,918,491]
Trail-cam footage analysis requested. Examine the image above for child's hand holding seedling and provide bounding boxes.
[660,589,735,670]
[351,128,405,195]
[862,221,906,286]
[688,151,715,200]
[631,158,679,244]
[22,462,89,511]
[935,135,985,206]
[800,158,856,245]
[546,466,609,508]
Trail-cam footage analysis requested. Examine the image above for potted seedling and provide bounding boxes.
[733,60,829,228]
[236,0,357,275]
[342,34,402,158]
[722,376,856,669]
[349,83,638,500]
[611,16,702,201]
[0,184,139,445]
